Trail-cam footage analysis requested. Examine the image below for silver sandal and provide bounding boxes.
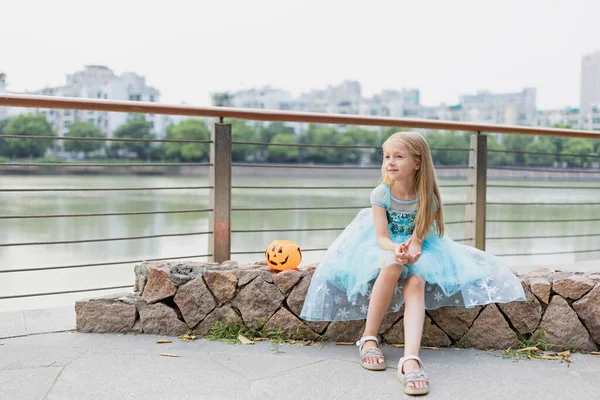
[398,355,430,395]
[356,335,386,371]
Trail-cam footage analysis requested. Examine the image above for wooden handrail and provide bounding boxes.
[1,93,600,139]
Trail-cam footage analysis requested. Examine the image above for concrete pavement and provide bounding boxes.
[1,331,599,400]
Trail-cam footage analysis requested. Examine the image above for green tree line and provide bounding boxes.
[1,114,599,168]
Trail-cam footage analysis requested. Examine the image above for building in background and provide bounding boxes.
[213,82,541,130]
[459,88,537,126]
[7,66,164,139]
[580,50,600,117]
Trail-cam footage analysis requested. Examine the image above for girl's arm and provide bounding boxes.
[407,233,423,264]
[373,205,403,257]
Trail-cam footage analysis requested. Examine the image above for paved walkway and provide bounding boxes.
[1,331,599,400]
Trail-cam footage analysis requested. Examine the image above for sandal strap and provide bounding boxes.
[404,370,429,384]
[360,347,384,359]
[399,355,424,369]
[356,335,379,348]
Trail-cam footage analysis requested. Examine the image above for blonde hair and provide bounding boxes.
[380,131,444,240]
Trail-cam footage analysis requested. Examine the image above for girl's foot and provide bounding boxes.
[398,356,429,395]
[356,336,386,370]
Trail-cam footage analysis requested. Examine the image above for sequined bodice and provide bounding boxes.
[387,210,416,236]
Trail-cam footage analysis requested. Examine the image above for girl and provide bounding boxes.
[301,131,525,396]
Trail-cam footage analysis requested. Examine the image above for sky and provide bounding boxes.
[1,0,599,110]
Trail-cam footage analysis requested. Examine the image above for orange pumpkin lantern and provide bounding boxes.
[265,240,302,271]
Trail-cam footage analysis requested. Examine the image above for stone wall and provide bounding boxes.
[75,261,600,352]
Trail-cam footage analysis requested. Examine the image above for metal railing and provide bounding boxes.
[1,93,600,303]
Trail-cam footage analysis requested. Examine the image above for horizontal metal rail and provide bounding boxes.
[231,184,473,189]
[232,163,380,170]
[231,204,471,212]
[488,148,600,158]
[488,166,600,174]
[487,217,600,223]
[0,231,212,247]
[487,232,600,240]
[0,186,212,193]
[232,141,472,152]
[233,238,473,254]
[232,227,346,233]
[0,254,214,274]
[0,285,135,300]
[488,184,600,190]
[487,202,599,206]
[0,209,212,219]
[231,248,329,255]
[0,162,212,167]
[231,163,471,170]
[496,248,600,257]
[2,93,600,139]
[0,134,212,144]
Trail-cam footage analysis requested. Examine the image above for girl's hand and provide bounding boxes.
[400,238,422,265]
[393,243,407,260]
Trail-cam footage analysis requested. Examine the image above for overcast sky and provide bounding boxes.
[1,0,599,109]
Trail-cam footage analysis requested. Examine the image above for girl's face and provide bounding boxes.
[383,140,420,182]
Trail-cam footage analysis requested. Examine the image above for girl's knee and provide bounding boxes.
[404,275,425,294]
[379,263,403,279]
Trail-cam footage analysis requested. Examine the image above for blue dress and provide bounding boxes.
[300,184,526,322]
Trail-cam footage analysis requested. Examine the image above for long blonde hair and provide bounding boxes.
[380,131,444,240]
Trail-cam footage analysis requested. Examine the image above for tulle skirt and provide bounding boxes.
[300,208,526,322]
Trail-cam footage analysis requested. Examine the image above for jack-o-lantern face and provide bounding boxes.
[265,240,302,271]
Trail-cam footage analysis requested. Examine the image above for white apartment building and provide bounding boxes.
[580,50,600,116]
[459,88,537,126]
[11,65,164,139]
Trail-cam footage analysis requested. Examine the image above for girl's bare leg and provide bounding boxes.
[360,263,403,365]
[402,275,427,389]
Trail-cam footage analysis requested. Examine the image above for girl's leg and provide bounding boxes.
[360,263,403,365]
[402,275,427,389]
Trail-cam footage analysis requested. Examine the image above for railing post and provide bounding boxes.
[464,132,487,250]
[209,122,232,263]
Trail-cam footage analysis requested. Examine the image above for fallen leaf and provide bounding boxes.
[254,337,269,342]
[305,340,313,346]
[238,334,255,345]
[160,353,180,358]
[156,340,172,344]
[390,344,405,348]
[421,346,439,350]
[177,334,197,342]
[517,347,540,353]
[590,351,600,355]
[335,342,355,346]
[540,355,559,360]
[557,351,571,357]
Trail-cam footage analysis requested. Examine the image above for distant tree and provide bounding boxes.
[501,134,535,166]
[63,121,106,158]
[0,118,9,157]
[110,115,155,160]
[163,119,210,161]
[561,138,594,168]
[212,92,232,107]
[524,136,555,167]
[266,133,300,163]
[229,119,258,162]
[3,114,56,158]
[486,134,507,167]
[425,131,470,165]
